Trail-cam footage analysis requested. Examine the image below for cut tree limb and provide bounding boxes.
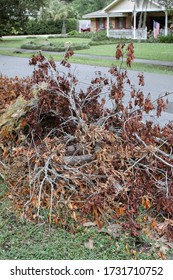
[64,154,94,165]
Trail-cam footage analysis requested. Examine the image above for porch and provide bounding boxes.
[106,10,169,40]
[109,28,148,40]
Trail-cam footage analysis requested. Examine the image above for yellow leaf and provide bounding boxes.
[125,243,130,253]
[131,249,137,255]
[142,196,151,209]
[158,251,166,260]
[68,203,73,210]
[72,211,77,222]
[151,218,157,228]
[3,147,8,160]
[116,207,124,216]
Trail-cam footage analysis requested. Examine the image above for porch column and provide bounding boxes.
[107,14,110,38]
[165,10,168,36]
[133,11,137,39]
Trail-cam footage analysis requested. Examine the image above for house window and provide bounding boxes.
[98,18,104,30]
[118,18,124,29]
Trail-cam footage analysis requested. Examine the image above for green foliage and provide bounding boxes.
[158,34,173,43]
[158,0,173,11]
[0,0,47,36]
[91,30,108,41]
[65,18,78,32]
[25,18,77,35]
[25,19,61,35]
[21,40,90,51]
[72,0,112,17]
[68,30,79,36]
[68,30,93,38]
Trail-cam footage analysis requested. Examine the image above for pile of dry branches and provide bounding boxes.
[0,45,173,239]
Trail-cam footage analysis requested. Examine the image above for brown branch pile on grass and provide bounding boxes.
[0,45,173,241]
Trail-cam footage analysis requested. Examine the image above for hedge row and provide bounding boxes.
[1,18,78,36]
[21,41,90,52]
[158,34,173,43]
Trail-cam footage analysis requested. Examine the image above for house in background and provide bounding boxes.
[82,0,173,39]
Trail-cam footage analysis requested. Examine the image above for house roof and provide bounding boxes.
[83,10,107,19]
[82,0,167,19]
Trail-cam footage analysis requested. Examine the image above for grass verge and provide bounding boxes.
[0,49,172,76]
[0,182,172,260]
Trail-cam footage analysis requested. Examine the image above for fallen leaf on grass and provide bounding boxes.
[157,219,173,232]
[157,251,167,260]
[83,222,96,227]
[84,239,94,249]
[156,236,173,253]
[98,224,121,238]
[157,219,173,241]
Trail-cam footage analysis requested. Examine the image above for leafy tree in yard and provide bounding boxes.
[40,0,76,34]
[0,0,46,35]
[158,0,173,10]
[71,0,112,17]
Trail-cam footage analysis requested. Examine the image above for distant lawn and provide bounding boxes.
[76,43,173,62]
[0,37,90,49]
[0,37,173,61]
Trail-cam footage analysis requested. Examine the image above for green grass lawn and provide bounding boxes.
[1,37,173,61]
[0,37,173,75]
[76,43,173,62]
[0,37,91,49]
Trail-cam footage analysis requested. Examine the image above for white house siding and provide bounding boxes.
[105,0,135,13]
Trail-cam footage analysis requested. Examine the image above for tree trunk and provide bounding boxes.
[61,19,66,35]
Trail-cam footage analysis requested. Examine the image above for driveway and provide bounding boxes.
[0,55,173,125]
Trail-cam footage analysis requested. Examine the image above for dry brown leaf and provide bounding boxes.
[151,218,157,228]
[72,211,77,222]
[98,224,121,238]
[158,219,173,232]
[157,251,166,260]
[84,239,94,250]
[142,196,151,210]
[83,222,96,227]
[116,207,125,216]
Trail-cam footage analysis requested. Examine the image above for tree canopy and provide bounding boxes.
[71,0,112,17]
[0,0,47,35]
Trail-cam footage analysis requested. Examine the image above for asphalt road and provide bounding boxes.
[0,55,173,125]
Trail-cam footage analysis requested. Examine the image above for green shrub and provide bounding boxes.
[68,30,93,39]
[20,43,43,50]
[65,18,78,33]
[25,19,62,35]
[158,34,173,43]
[42,45,65,52]
[25,18,77,35]
[21,41,90,52]
[72,43,90,50]
[68,30,79,36]
[91,30,108,41]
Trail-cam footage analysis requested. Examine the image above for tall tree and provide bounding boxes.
[72,0,112,17]
[0,0,46,35]
[157,0,173,10]
[40,0,75,34]
[135,0,149,29]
